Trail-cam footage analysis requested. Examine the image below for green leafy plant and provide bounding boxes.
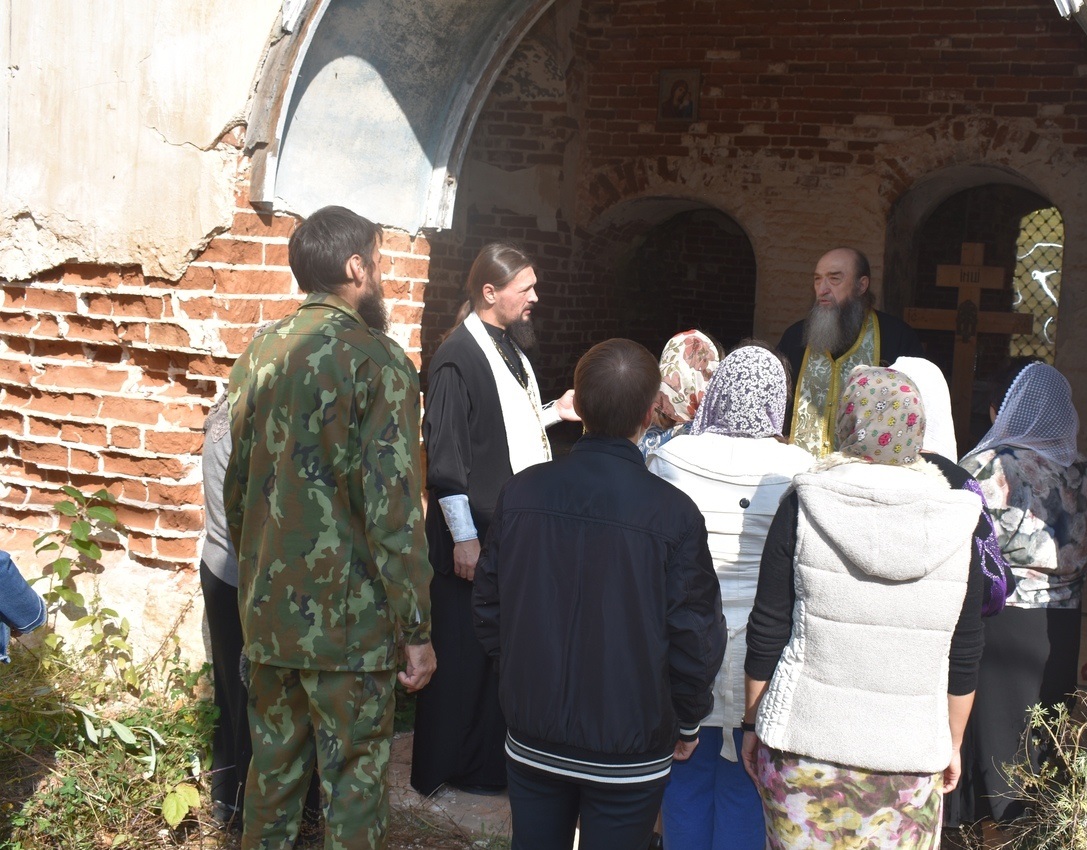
[1,487,222,849]
[30,486,139,691]
[996,693,1087,849]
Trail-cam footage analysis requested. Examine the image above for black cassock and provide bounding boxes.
[410,320,524,796]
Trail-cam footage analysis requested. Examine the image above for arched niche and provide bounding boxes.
[575,196,758,359]
[884,165,1063,449]
[246,0,559,231]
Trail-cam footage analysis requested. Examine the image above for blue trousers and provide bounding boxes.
[661,727,765,850]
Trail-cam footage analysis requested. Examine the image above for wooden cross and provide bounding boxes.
[903,243,1033,441]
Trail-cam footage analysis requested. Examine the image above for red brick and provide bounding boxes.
[389,304,423,325]
[389,256,430,279]
[69,447,100,473]
[231,211,298,238]
[117,478,149,502]
[84,293,166,320]
[102,452,188,480]
[64,316,120,344]
[0,357,36,385]
[110,426,142,449]
[36,364,129,393]
[158,510,205,533]
[61,265,144,290]
[181,267,294,295]
[234,179,251,209]
[24,288,78,313]
[159,402,206,430]
[147,481,204,507]
[383,279,412,299]
[61,422,109,446]
[0,409,24,435]
[144,430,204,455]
[381,232,413,252]
[197,237,264,265]
[127,531,156,555]
[98,396,163,425]
[146,323,193,348]
[261,300,300,322]
[20,441,69,469]
[155,535,201,558]
[264,243,290,266]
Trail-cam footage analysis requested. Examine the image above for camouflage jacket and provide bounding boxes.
[224,292,432,672]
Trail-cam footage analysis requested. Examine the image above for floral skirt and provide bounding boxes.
[756,744,942,849]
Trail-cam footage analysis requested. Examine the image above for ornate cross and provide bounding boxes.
[903,243,1033,441]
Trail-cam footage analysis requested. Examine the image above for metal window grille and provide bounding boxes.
[1010,207,1063,363]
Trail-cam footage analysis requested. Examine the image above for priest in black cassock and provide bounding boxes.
[777,246,925,458]
[411,243,577,797]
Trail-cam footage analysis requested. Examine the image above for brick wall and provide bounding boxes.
[3,0,1087,645]
[0,152,431,580]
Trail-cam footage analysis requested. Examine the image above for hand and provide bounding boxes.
[453,538,481,582]
[673,738,698,761]
[555,389,580,422]
[398,642,437,693]
[940,748,962,794]
[741,730,760,783]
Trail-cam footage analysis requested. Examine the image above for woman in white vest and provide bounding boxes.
[741,365,984,849]
[648,343,813,850]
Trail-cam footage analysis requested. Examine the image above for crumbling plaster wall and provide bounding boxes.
[0,0,282,281]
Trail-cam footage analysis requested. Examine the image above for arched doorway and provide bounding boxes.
[886,170,1063,452]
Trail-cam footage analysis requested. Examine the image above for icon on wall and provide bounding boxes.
[658,69,700,122]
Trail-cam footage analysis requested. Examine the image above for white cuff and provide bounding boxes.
[541,400,561,428]
[438,494,478,543]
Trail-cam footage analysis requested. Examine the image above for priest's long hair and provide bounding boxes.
[443,242,534,340]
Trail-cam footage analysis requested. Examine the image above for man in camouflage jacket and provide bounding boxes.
[224,205,435,850]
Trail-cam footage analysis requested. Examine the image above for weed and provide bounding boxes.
[995,692,1087,849]
[0,487,218,849]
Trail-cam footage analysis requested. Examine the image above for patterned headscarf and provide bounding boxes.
[962,361,1079,468]
[836,366,926,466]
[690,346,787,438]
[656,330,720,423]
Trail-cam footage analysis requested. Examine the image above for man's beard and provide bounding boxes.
[356,287,389,334]
[507,318,537,353]
[804,296,867,358]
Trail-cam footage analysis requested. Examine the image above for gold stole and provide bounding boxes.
[791,311,880,458]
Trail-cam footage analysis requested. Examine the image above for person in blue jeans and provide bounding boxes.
[0,549,47,663]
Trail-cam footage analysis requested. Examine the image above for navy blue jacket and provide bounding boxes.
[473,435,725,783]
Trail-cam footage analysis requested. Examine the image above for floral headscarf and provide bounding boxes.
[690,346,787,438]
[836,366,926,466]
[656,330,720,423]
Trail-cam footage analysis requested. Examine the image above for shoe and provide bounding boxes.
[648,832,664,850]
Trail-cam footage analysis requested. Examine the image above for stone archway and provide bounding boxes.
[573,197,757,360]
[884,164,1061,449]
[246,0,560,230]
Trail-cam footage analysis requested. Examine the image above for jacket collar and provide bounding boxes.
[298,292,366,325]
[571,434,645,465]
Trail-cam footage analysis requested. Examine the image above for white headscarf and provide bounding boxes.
[962,361,1079,468]
[891,356,958,461]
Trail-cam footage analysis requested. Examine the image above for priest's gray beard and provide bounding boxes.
[356,289,389,334]
[804,296,866,358]
[508,318,537,352]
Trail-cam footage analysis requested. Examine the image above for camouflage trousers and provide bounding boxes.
[243,662,395,850]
